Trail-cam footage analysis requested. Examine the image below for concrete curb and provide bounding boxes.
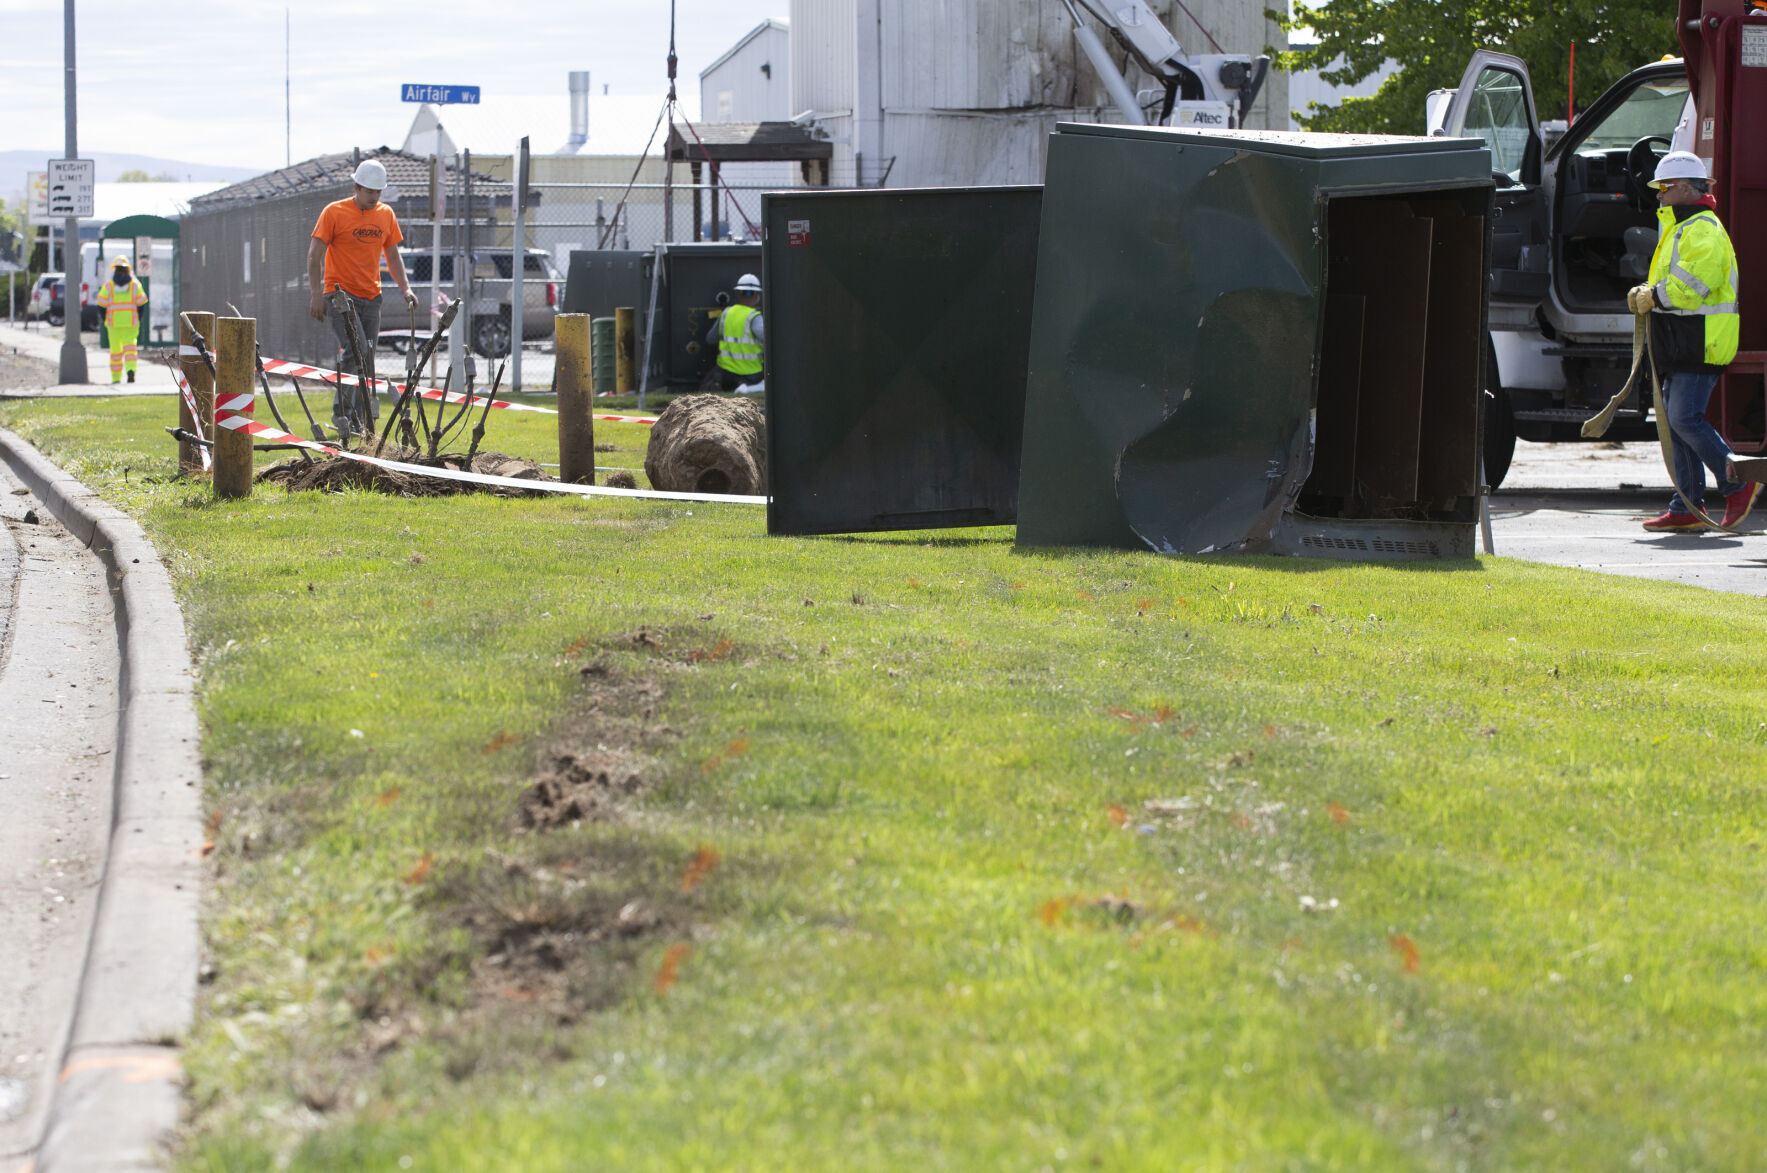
[0,428,202,1173]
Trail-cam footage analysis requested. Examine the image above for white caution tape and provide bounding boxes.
[213,405,763,505]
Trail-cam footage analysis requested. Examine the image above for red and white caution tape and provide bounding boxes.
[168,366,213,471]
[256,356,558,416]
[176,345,661,425]
[212,402,761,505]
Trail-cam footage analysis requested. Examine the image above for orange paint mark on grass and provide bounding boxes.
[1038,898,1070,927]
[701,738,750,774]
[374,787,401,808]
[655,942,692,994]
[1107,805,1128,828]
[1327,802,1352,824]
[482,731,518,754]
[681,845,722,892]
[689,638,735,664]
[402,852,433,885]
[1389,934,1421,974]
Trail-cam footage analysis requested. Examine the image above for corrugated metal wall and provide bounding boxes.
[180,188,344,365]
[701,22,793,121]
[788,0,1289,188]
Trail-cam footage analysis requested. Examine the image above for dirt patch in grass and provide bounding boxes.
[452,639,702,1031]
[520,652,673,830]
[448,846,689,1029]
[258,448,551,497]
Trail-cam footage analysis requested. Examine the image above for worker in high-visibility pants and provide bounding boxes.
[95,255,150,384]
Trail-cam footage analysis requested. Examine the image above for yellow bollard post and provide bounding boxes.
[555,313,595,485]
[212,317,256,499]
[177,311,216,476]
[614,305,636,395]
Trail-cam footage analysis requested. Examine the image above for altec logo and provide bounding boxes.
[1184,109,1226,126]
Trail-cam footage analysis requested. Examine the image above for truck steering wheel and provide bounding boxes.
[1626,136,1673,212]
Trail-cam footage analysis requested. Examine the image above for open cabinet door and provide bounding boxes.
[1441,51,1549,303]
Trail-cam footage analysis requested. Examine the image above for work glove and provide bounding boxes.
[1627,284,1655,314]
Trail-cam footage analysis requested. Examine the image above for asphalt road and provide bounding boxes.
[0,463,117,1163]
[1492,438,1767,597]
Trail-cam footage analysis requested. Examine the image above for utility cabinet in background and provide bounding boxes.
[764,125,1496,561]
[563,243,762,390]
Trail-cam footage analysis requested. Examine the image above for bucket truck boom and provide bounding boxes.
[1059,0,1270,128]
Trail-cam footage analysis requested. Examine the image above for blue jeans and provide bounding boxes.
[1663,370,1741,513]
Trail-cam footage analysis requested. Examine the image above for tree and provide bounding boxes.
[1268,0,1679,134]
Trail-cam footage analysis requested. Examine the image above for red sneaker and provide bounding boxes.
[1722,482,1762,529]
[1642,510,1705,532]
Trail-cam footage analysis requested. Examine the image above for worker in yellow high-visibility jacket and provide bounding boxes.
[95,255,150,384]
[706,273,765,392]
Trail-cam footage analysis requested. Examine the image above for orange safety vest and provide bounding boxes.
[96,277,149,329]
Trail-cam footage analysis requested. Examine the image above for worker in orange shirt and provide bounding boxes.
[306,158,419,439]
[94,255,149,384]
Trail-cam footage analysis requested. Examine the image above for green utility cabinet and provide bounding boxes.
[1016,125,1494,559]
[563,243,761,389]
[762,187,1041,536]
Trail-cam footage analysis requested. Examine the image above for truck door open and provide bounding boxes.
[1440,52,1548,307]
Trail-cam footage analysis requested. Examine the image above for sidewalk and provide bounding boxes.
[0,320,178,396]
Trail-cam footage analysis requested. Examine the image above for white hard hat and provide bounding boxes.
[735,273,761,293]
[1650,151,1709,189]
[351,159,389,190]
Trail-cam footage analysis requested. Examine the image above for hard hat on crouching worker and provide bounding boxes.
[734,273,762,294]
[1650,151,1709,189]
[351,159,389,190]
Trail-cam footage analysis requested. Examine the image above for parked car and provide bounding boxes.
[382,248,560,358]
[26,272,60,322]
[26,271,101,329]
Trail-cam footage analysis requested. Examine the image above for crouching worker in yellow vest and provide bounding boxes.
[706,273,765,393]
[95,255,150,384]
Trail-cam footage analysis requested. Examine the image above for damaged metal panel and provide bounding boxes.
[762,186,1042,535]
[1015,124,1493,558]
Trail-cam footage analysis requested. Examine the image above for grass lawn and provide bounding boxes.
[4,392,1766,1171]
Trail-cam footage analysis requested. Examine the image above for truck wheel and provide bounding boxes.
[471,315,511,358]
[1483,383,1516,491]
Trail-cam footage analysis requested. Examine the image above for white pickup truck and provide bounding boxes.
[1430,52,1696,486]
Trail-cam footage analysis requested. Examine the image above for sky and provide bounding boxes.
[3,0,792,185]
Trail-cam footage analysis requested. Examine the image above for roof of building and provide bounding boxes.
[700,18,789,79]
[187,147,507,213]
[667,120,831,164]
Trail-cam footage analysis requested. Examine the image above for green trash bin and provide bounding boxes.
[591,317,616,395]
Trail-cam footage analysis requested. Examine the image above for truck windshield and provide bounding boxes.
[1574,79,1688,151]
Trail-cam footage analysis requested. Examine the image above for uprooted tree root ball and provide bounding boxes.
[258,447,552,497]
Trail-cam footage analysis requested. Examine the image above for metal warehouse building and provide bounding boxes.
[179,147,512,365]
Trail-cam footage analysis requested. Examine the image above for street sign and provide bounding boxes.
[47,159,95,219]
[401,84,480,105]
[26,172,48,222]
